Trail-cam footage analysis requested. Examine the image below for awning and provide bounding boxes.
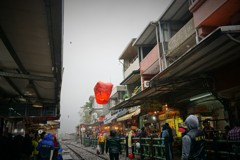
[120,69,140,85]
[111,25,240,110]
[110,77,203,110]
[104,113,118,124]
[117,108,141,122]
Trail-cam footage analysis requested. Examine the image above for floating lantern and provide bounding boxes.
[94,81,113,104]
[98,116,103,121]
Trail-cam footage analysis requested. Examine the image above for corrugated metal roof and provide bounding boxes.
[0,0,63,120]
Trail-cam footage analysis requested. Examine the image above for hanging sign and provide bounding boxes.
[94,81,113,104]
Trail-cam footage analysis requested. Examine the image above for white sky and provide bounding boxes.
[59,0,171,133]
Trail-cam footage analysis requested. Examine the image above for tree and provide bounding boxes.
[80,101,93,124]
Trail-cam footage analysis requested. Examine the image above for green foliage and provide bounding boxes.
[123,94,129,100]
[81,101,93,124]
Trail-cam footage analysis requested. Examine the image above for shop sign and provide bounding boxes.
[104,113,112,120]
[141,104,162,112]
[159,114,167,121]
[104,113,118,124]
[117,109,128,117]
[158,111,178,121]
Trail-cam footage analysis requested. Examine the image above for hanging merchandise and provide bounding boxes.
[94,81,113,104]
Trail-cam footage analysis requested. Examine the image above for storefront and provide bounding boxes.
[117,107,140,134]
[139,104,183,137]
[186,98,228,138]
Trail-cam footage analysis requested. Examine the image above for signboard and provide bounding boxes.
[141,104,162,113]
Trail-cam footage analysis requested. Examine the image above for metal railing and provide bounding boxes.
[120,137,126,154]
[206,139,240,160]
[130,137,169,160]
[82,137,91,147]
[82,137,126,152]
[81,136,169,159]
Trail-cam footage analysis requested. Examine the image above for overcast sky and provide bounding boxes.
[59,0,171,133]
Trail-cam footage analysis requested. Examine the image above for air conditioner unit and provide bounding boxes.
[144,81,150,88]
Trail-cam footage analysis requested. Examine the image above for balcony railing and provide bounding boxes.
[124,57,139,79]
[189,0,240,37]
[140,44,160,75]
[167,18,196,62]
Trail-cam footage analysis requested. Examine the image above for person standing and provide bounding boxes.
[139,127,147,138]
[52,134,61,160]
[228,120,240,140]
[22,133,34,160]
[98,133,106,154]
[37,133,54,160]
[228,120,240,154]
[106,130,122,160]
[161,124,172,160]
[32,132,40,160]
[202,120,215,139]
[181,115,206,160]
[165,123,174,158]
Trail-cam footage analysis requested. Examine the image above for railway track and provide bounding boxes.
[61,141,108,160]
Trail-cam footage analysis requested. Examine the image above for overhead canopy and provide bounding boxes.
[159,0,191,22]
[133,22,157,46]
[117,108,141,122]
[111,26,240,110]
[119,38,137,59]
[120,69,140,85]
[0,0,63,121]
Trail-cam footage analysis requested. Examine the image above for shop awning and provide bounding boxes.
[117,108,141,122]
[110,77,201,110]
[111,25,240,110]
[120,69,140,85]
[104,113,118,124]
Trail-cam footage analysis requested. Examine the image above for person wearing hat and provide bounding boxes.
[181,115,206,160]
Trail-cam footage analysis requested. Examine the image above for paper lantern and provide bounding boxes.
[98,116,103,121]
[94,81,113,104]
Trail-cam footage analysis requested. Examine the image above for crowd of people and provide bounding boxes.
[174,116,240,160]
[94,124,174,160]
[0,130,62,160]
[95,130,122,160]
[94,115,240,160]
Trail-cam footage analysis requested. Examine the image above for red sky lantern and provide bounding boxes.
[98,116,103,121]
[94,81,113,104]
